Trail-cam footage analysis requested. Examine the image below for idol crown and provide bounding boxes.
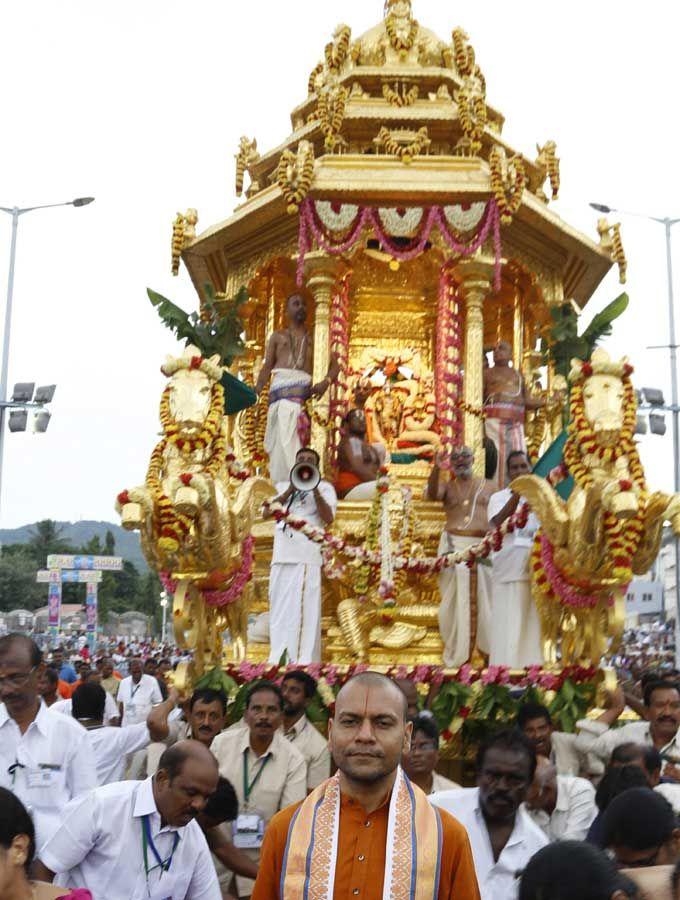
[568,348,634,384]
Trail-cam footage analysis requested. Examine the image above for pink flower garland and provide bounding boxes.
[297,199,502,290]
[159,535,256,609]
[539,533,618,609]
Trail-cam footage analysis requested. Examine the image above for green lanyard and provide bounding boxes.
[243,749,271,805]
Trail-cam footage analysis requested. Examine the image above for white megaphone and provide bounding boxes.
[290,460,321,493]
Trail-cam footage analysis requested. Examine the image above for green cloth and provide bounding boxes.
[532,430,574,500]
[220,371,257,415]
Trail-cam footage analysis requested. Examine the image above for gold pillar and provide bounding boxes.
[512,284,524,371]
[304,253,345,469]
[454,257,496,478]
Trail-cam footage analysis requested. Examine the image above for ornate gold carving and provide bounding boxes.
[170,209,198,277]
[597,219,628,284]
[382,81,419,107]
[234,137,260,198]
[489,146,527,224]
[375,126,431,164]
[276,140,315,214]
[530,141,560,203]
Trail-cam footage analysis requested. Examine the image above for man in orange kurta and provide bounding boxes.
[251,672,480,900]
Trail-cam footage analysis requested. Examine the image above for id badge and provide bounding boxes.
[232,811,265,849]
[27,769,55,788]
[126,703,136,718]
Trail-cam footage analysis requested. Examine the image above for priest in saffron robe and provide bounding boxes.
[251,672,480,900]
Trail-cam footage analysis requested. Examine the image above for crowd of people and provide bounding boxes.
[2,632,680,898]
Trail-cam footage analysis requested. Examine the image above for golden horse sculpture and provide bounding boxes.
[115,345,274,685]
[513,349,680,666]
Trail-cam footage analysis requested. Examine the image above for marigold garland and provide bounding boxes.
[324,25,351,72]
[377,126,431,164]
[382,82,419,107]
[317,85,348,151]
[385,12,419,52]
[489,146,526,225]
[276,142,315,214]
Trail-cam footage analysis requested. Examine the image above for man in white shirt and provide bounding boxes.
[488,451,542,668]
[36,740,222,899]
[525,755,596,841]
[118,657,164,726]
[210,680,307,898]
[402,712,461,795]
[516,702,602,779]
[280,670,331,791]
[51,684,119,724]
[71,681,178,785]
[0,633,97,849]
[263,446,337,664]
[575,681,680,777]
[431,729,547,900]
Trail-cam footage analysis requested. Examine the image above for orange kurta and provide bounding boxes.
[251,790,481,900]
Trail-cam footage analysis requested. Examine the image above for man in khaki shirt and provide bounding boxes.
[280,670,330,791]
[211,680,307,899]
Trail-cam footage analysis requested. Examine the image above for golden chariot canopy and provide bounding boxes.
[164,0,630,666]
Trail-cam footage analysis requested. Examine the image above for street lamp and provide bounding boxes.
[590,201,680,654]
[0,197,94,518]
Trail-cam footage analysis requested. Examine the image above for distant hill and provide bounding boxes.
[0,520,148,571]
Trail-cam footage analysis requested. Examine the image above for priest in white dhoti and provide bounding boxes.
[255,292,338,484]
[488,449,543,667]
[427,447,494,667]
[264,447,337,664]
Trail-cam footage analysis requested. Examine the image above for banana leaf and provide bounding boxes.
[581,292,629,353]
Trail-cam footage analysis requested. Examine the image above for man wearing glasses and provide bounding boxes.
[0,633,97,849]
[431,730,547,900]
[401,712,460,795]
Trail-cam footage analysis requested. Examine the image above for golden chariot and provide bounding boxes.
[158,0,635,672]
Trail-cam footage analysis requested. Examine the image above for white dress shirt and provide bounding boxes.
[39,775,221,900]
[272,480,338,565]
[431,771,461,793]
[0,701,97,849]
[87,722,152,785]
[52,691,119,724]
[575,718,680,767]
[526,775,596,841]
[282,714,331,790]
[431,787,548,900]
[118,674,163,726]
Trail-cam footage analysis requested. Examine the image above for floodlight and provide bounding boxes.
[72,197,95,207]
[649,413,667,436]
[8,410,28,432]
[34,384,56,404]
[634,389,642,405]
[33,410,51,433]
[642,387,665,407]
[635,415,648,435]
[11,382,35,402]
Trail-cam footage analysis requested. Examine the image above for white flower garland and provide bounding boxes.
[377,206,424,237]
[443,202,486,233]
[378,487,395,599]
[315,200,360,233]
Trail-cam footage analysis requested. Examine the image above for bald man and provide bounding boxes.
[525,754,596,842]
[36,740,222,899]
[252,672,480,899]
[483,341,543,489]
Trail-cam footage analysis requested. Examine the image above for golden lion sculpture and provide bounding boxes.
[513,349,680,666]
[115,345,273,681]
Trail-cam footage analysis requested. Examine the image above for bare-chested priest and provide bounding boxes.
[483,341,543,489]
[335,408,385,500]
[256,293,339,483]
[427,446,493,667]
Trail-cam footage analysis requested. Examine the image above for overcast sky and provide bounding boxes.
[0,0,678,528]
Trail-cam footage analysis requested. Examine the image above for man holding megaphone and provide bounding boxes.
[263,447,337,664]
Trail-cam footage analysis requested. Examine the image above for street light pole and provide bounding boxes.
[590,202,680,659]
[0,198,94,520]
